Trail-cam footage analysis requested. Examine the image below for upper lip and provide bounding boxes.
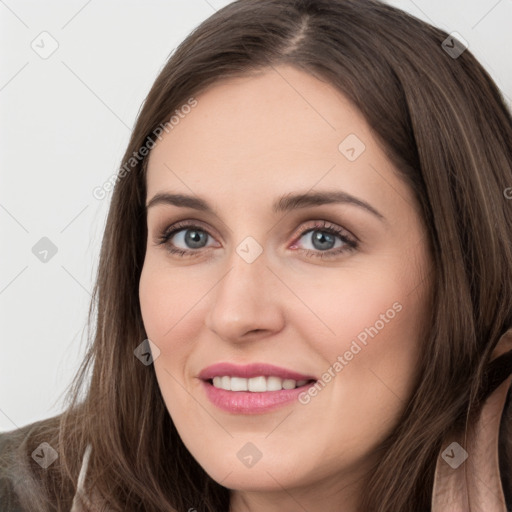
[198,362,317,381]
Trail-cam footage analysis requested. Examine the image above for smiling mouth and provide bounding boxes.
[207,376,316,392]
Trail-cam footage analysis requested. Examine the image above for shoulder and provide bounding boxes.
[0,422,36,511]
[0,416,62,512]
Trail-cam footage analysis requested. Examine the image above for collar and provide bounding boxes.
[70,443,94,512]
[431,345,512,511]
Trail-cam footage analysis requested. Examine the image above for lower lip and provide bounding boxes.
[201,380,315,414]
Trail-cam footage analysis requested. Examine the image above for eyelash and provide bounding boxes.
[156,219,358,260]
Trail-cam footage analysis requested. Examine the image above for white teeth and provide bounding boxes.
[210,375,311,392]
[230,377,248,391]
[266,376,282,391]
[282,379,296,390]
[221,376,231,390]
[248,376,266,392]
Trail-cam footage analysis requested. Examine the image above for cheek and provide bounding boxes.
[139,261,202,416]
[139,256,222,392]
[292,264,422,358]
[291,263,427,416]
[139,257,204,346]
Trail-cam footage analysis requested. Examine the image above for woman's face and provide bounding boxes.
[139,65,432,509]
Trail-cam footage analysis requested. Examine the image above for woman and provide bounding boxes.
[1,0,512,510]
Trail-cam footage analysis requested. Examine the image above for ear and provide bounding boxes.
[483,327,512,400]
[490,327,512,361]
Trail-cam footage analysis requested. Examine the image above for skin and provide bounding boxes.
[139,65,433,512]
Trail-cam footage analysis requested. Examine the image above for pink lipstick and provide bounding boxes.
[198,362,317,414]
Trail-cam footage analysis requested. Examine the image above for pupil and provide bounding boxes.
[312,231,335,251]
[185,230,207,249]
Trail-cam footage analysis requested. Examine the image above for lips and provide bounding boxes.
[198,362,318,414]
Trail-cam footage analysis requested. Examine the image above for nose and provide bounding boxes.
[204,249,286,343]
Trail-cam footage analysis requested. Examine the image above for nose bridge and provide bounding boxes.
[215,245,271,314]
[218,232,270,299]
[205,242,284,340]
[223,255,264,303]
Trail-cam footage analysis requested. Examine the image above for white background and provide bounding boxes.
[1,0,511,432]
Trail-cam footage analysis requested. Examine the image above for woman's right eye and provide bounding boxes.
[157,223,218,257]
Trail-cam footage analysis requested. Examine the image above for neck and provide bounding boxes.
[228,470,366,512]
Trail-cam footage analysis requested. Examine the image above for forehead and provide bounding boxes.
[149,66,366,166]
[145,65,414,215]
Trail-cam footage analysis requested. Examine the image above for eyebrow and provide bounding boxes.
[146,190,385,221]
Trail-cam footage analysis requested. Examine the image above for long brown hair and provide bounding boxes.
[2,1,512,510]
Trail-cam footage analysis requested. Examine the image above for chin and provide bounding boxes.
[208,464,301,491]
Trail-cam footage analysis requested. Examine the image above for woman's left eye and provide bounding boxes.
[156,220,358,259]
[290,221,358,259]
